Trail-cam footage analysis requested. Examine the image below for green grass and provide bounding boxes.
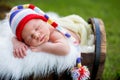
[1,0,120,79]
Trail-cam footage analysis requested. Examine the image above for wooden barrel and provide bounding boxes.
[81,18,106,80]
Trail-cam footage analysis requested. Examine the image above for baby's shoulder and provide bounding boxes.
[51,30,65,38]
[49,30,66,42]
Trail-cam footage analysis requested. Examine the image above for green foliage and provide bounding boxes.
[1,0,120,79]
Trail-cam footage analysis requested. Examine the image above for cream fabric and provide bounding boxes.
[55,14,94,46]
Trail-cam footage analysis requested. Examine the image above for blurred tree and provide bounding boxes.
[0,3,11,19]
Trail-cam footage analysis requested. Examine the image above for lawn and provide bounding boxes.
[1,0,120,80]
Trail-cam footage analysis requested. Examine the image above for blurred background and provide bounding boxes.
[0,0,120,80]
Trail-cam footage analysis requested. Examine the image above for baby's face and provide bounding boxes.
[22,19,50,47]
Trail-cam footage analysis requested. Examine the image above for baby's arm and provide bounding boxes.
[30,31,70,56]
[12,37,28,58]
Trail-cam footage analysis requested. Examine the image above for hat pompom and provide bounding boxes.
[71,66,90,80]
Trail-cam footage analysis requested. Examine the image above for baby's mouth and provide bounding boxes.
[40,35,45,41]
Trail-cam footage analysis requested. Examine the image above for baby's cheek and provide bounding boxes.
[30,41,39,47]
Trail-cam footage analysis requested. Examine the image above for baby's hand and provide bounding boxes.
[12,37,28,58]
[13,42,28,58]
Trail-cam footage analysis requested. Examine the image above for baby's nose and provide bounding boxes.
[32,33,40,40]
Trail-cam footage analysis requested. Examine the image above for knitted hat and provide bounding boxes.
[9,4,48,41]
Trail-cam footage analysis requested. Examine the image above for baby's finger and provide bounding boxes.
[22,47,27,57]
[13,49,18,57]
[19,48,24,58]
[24,45,28,50]
[15,49,21,58]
